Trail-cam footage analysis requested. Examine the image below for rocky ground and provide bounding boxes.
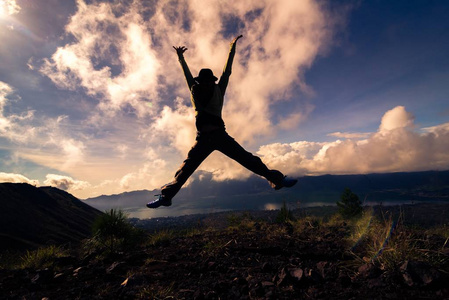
[1,205,449,299]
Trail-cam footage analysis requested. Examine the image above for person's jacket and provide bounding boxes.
[177,42,237,131]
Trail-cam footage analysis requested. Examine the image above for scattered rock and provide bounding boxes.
[120,274,146,288]
[358,263,382,279]
[73,266,83,276]
[289,268,304,282]
[31,269,53,284]
[207,261,216,270]
[316,261,329,279]
[337,272,351,288]
[2,208,449,300]
[305,268,322,283]
[261,281,274,287]
[368,277,385,288]
[275,267,290,286]
[106,261,126,274]
[261,262,272,272]
[400,260,441,287]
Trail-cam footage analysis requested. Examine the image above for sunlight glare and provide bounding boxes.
[0,2,5,17]
[0,0,21,17]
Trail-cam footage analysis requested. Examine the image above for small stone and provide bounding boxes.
[289,268,304,282]
[31,273,40,284]
[207,261,215,270]
[358,264,381,279]
[265,290,274,298]
[31,269,52,284]
[262,262,272,272]
[262,281,274,287]
[316,261,328,279]
[106,262,123,274]
[276,267,289,286]
[368,278,385,288]
[53,272,65,282]
[73,267,82,276]
[194,288,204,300]
[305,268,322,283]
[400,260,441,287]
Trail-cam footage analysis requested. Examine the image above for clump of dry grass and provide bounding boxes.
[345,207,449,272]
[20,245,68,269]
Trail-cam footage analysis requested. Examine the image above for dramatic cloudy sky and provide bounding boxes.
[1,0,448,199]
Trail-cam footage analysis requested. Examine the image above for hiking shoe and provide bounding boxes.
[281,176,298,188]
[272,176,298,190]
[146,194,172,209]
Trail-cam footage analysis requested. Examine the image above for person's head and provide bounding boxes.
[194,69,217,85]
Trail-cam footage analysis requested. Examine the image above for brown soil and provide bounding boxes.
[1,204,449,299]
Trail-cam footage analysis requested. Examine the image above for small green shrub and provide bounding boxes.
[276,201,295,223]
[85,209,144,255]
[337,188,363,219]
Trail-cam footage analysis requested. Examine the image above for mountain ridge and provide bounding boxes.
[84,170,449,212]
[0,183,102,251]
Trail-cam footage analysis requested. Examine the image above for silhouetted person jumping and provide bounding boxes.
[147,35,297,209]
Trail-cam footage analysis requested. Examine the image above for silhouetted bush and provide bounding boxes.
[276,201,296,223]
[85,209,144,255]
[336,188,363,219]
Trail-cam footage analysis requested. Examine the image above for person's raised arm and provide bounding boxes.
[219,35,243,94]
[173,46,195,89]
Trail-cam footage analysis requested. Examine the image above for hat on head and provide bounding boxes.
[194,69,218,82]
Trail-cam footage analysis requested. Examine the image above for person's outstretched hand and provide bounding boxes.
[231,35,243,45]
[173,46,187,55]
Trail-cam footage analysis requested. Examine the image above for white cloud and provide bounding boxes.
[5,1,448,201]
[0,81,36,143]
[150,97,196,155]
[257,141,325,176]
[328,132,371,139]
[257,106,449,176]
[40,0,344,142]
[43,174,90,191]
[277,112,309,131]
[0,83,89,180]
[116,144,128,159]
[40,0,160,117]
[0,172,39,185]
[30,0,350,196]
[422,122,449,137]
[119,158,167,191]
[0,81,12,110]
[60,139,86,168]
[379,105,414,133]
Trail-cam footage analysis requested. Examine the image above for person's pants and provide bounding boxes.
[161,129,285,199]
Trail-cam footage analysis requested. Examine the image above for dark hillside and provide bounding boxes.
[0,183,102,251]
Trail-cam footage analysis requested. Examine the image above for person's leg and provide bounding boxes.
[214,131,286,189]
[161,137,213,200]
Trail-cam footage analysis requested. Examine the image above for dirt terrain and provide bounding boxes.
[2,204,449,299]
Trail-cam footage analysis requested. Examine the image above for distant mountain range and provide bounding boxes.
[84,170,449,212]
[0,183,102,251]
[1,171,448,251]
